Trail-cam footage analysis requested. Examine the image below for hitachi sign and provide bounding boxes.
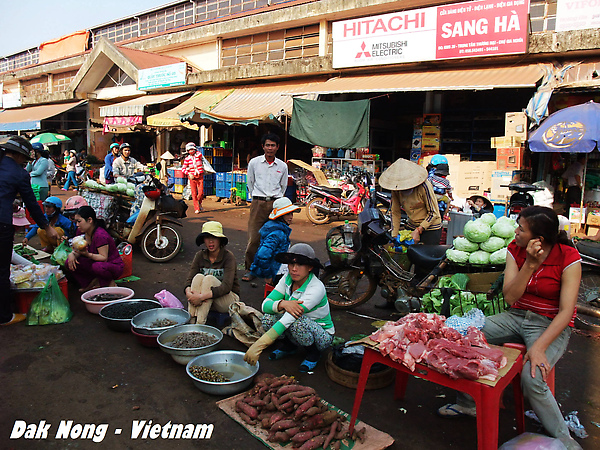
[342,12,427,37]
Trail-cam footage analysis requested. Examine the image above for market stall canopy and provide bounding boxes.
[99,92,191,117]
[146,88,233,128]
[283,64,549,95]
[290,98,370,149]
[529,101,600,153]
[0,101,86,132]
[30,132,71,145]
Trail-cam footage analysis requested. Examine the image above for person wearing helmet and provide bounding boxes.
[181,142,204,213]
[26,142,50,201]
[22,196,74,252]
[113,143,145,178]
[62,149,78,191]
[426,154,453,218]
[0,136,59,325]
[64,195,88,216]
[104,143,120,184]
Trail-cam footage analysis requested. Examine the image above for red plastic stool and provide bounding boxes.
[264,283,274,298]
[503,343,555,395]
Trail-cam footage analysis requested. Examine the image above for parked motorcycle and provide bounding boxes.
[573,239,600,332]
[320,196,450,312]
[109,164,187,263]
[502,182,544,219]
[305,170,373,225]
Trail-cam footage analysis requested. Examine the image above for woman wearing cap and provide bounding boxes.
[185,221,240,324]
[380,158,442,245]
[249,197,300,284]
[62,150,78,191]
[26,143,50,201]
[181,142,204,213]
[466,195,494,218]
[22,196,74,252]
[244,243,335,372]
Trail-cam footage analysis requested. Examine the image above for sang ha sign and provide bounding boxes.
[332,0,530,68]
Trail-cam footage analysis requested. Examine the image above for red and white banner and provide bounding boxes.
[103,116,143,134]
[332,0,529,69]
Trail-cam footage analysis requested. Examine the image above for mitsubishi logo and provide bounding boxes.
[355,42,371,58]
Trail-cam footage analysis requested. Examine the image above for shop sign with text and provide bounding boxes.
[138,62,187,90]
[332,0,529,68]
[556,0,600,31]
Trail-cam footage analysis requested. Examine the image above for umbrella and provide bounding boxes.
[30,132,72,145]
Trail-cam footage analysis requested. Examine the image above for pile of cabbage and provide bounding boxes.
[446,213,517,265]
[84,177,136,197]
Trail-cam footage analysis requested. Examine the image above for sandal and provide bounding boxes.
[241,272,256,282]
[269,348,298,360]
[299,359,319,373]
[437,403,477,418]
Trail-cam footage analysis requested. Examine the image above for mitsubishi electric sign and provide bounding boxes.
[332,0,530,68]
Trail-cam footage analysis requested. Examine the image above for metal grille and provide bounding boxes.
[0,49,39,72]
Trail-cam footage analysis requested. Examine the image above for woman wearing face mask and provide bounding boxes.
[22,196,74,252]
[379,158,442,245]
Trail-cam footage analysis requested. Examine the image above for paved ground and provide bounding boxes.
[2,191,600,449]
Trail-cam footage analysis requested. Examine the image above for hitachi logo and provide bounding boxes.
[343,13,427,37]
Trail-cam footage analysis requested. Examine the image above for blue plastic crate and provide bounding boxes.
[175,177,188,186]
[216,188,230,198]
[225,172,233,182]
[167,168,176,177]
[216,172,226,181]
[235,173,246,183]
[203,186,214,196]
[204,173,215,181]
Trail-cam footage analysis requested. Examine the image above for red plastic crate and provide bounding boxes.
[14,278,69,314]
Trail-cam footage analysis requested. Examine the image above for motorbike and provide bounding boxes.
[305,170,373,225]
[320,195,451,313]
[109,163,187,263]
[502,182,544,219]
[573,239,600,332]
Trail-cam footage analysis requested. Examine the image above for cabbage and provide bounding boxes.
[116,177,127,184]
[480,213,497,227]
[505,237,514,247]
[492,220,517,238]
[117,184,128,193]
[496,216,517,228]
[446,249,470,263]
[463,219,492,243]
[84,180,96,188]
[490,248,507,264]
[126,182,135,190]
[469,250,490,265]
[453,236,479,253]
[126,189,135,197]
[479,236,505,253]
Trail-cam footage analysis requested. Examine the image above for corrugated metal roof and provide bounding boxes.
[287,64,550,94]
[0,101,86,132]
[147,88,233,127]
[560,61,600,89]
[99,92,191,117]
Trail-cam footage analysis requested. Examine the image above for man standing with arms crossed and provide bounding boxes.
[242,133,288,282]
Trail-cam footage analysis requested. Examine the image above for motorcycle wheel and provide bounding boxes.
[575,292,600,332]
[320,268,377,309]
[140,225,182,263]
[306,197,330,225]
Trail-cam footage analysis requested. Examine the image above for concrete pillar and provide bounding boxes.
[319,20,328,56]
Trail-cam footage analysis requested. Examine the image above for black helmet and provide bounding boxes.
[0,135,33,159]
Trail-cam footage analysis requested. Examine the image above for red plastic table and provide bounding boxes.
[349,346,524,450]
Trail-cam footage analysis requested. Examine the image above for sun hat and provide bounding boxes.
[196,221,228,246]
[469,195,493,211]
[13,207,32,227]
[379,158,428,191]
[0,136,34,160]
[275,243,323,269]
[185,142,197,151]
[269,197,300,220]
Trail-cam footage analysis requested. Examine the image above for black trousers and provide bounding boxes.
[0,223,15,323]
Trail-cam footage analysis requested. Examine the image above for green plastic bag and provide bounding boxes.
[50,240,72,266]
[27,274,73,325]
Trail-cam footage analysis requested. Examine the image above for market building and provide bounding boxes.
[1,0,599,201]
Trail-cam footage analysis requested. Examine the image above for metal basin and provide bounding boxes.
[131,308,190,335]
[99,299,161,332]
[186,350,259,396]
[158,324,223,365]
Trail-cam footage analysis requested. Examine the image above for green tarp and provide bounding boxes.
[289,98,370,149]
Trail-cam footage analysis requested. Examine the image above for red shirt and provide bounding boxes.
[507,242,581,326]
[181,153,204,178]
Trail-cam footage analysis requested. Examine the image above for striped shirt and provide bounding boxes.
[181,152,204,178]
[262,272,335,336]
[508,242,581,326]
[391,180,442,236]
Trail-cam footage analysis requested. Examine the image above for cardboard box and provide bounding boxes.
[423,114,441,126]
[587,211,600,226]
[422,126,441,137]
[497,147,525,170]
[490,170,516,202]
[421,154,461,192]
[490,136,523,148]
[505,112,527,138]
[454,161,496,197]
[587,225,600,237]
[569,207,587,223]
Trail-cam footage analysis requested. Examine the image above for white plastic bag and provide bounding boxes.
[202,155,216,174]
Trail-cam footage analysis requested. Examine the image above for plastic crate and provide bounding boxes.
[167,168,176,177]
[216,172,226,181]
[174,185,184,194]
[175,177,187,186]
[216,188,229,198]
[203,147,213,157]
[174,169,184,178]
[225,172,233,182]
[14,278,69,314]
[236,184,247,200]
[235,173,246,183]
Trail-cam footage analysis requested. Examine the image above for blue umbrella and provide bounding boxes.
[529,101,600,153]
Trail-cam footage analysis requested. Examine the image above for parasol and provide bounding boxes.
[30,132,72,145]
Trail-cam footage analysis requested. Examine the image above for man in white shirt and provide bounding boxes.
[562,154,586,206]
[243,133,288,281]
[113,143,145,178]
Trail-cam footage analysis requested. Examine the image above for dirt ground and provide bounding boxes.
[2,192,600,449]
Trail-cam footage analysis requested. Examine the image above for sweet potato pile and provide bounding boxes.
[235,374,366,449]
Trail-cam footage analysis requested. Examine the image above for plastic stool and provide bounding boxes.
[264,283,274,298]
[207,311,229,328]
[503,343,555,395]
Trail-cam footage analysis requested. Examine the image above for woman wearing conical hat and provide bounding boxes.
[379,158,442,246]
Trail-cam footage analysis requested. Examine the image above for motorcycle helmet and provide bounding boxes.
[0,135,34,159]
[43,196,63,210]
[31,142,45,154]
[110,143,120,150]
[427,154,450,176]
[64,195,88,212]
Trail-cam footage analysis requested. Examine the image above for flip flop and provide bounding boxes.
[299,359,319,373]
[241,272,255,282]
[437,403,477,418]
[269,348,298,360]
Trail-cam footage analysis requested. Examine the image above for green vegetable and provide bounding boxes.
[446,249,470,263]
[116,177,127,184]
[468,250,491,265]
[492,220,516,239]
[126,188,135,197]
[463,219,492,243]
[450,273,470,290]
[479,213,497,226]
[453,236,479,252]
[489,248,507,264]
[480,236,505,253]
[505,237,514,247]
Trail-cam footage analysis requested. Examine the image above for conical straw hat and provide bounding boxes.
[160,151,175,160]
[379,158,428,190]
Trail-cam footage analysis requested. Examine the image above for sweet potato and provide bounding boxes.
[298,435,326,450]
[300,410,337,431]
[271,419,297,431]
[277,384,306,395]
[323,421,338,449]
[304,406,320,417]
[292,395,311,404]
[271,394,281,409]
[236,400,259,419]
[265,401,277,411]
[280,388,316,403]
[331,441,341,450]
[268,431,289,443]
[294,396,318,420]
[256,373,276,384]
[269,377,295,389]
[238,411,256,425]
[285,426,300,437]
[261,418,271,429]
[249,398,266,408]
[278,399,294,411]
[291,430,317,443]
[268,411,285,427]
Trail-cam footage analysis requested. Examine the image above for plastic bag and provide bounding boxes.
[222,301,264,347]
[498,432,567,450]
[27,274,73,326]
[202,155,216,174]
[50,240,72,266]
[154,289,184,309]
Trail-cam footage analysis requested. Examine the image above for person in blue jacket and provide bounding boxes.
[250,197,300,285]
[22,196,74,252]
[104,143,120,184]
[26,143,50,201]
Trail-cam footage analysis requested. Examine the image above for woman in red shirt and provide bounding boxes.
[440,206,582,449]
